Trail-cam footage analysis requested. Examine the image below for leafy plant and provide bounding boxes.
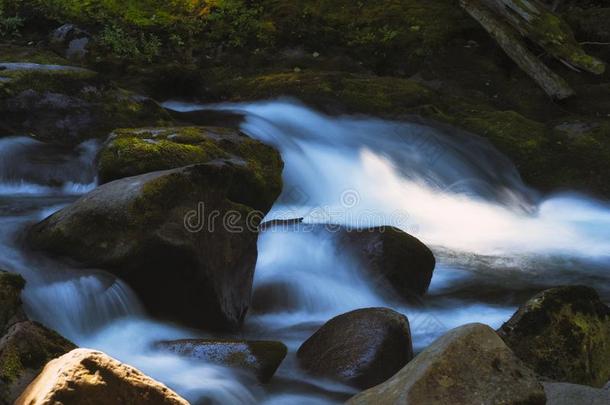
[98,24,161,62]
[0,9,24,38]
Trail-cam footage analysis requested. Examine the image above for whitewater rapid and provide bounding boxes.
[0,99,608,404]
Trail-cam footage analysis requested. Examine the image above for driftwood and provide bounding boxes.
[460,0,606,99]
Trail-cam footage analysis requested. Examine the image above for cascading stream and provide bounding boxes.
[0,99,608,404]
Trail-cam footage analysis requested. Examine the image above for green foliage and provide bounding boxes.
[202,0,275,50]
[98,24,161,62]
[0,9,24,38]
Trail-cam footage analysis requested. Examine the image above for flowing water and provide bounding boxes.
[1,100,609,404]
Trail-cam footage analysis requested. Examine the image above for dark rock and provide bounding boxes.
[0,54,171,144]
[0,321,76,404]
[0,271,26,335]
[28,160,282,331]
[261,221,435,299]
[348,323,546,405]
[50,24,91,61]
[498,286,610,387]
[297,308,413,389]
[544,382,610,405]
[156,339,287,383]
[337,226,435,298]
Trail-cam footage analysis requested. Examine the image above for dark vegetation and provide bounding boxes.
[1,0,610,197]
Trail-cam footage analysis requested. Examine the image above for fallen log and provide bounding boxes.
[461,0,574,99]
[483,0,605,74]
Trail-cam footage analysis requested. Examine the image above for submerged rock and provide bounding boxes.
[498,286,610,387]
[156,339,287,383]
[97,126,283,212]
[544,382,610,405]
[0,321,76,404]
[297,308,413,389]
[28,160,282,331]
[347,323,546,405]
[15,348,188,405]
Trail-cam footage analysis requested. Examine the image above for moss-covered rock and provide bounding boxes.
[155,339,287,383]
[98,126,283,212]
[0,321,76,404]
[28,160,282,331]
[498,286,610,387]
[0,271,26,336]
[297,307,413,390]
[0,47,172,144]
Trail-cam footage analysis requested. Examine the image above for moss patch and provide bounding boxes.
[98,126,283,212]
[499,286,610,387]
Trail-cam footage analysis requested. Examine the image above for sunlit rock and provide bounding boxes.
[15,348,188,405]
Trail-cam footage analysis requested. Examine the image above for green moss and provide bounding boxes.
[0,44,69,65]
[499,286,610,387]
[220,70,434,115]
[98,126,283,211]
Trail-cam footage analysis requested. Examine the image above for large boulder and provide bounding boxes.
[28,160,282,331]
[97,126,283,211]
[348,323,546,405]
[15,348,188,405]
[297,308,413,389]
[0,321,76,404]
[155,339,287,383]
[544,382,610,405]
[498,286,610,387]
[0,271,26,334]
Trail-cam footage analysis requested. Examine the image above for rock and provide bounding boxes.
[15,348,188,405]
[337,226,435,298]
[28,160,282,331]
[544,382,610,405]
[347,323,546,405]
[297,308,413,389]
[261,221,435,299]
[0,321,76,404]
[0,50,171,144]
[50,24,91,61]
[0,271,26,334]
[498,286,610,387]
[155,339,287,383]
[97,126,284,212]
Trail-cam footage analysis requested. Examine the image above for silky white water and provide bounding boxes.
[0,100,608,404]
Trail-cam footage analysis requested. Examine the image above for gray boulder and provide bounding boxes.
[347,323,546,405]
[544,382,610,405]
